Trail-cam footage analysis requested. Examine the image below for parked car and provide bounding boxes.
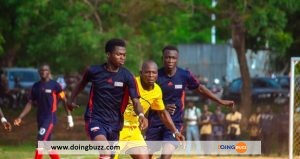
[222,77,289,105]
[3,67,40,90]
[1,67,39,108]
[274,76,290,90]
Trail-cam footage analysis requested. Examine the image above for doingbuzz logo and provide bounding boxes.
[218,142,247,154]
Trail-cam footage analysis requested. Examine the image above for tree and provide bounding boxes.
[212,0,297,117]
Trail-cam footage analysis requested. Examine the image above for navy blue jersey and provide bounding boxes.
[149,67,199,127]
[30,80,63,124]
[84,64,139,130]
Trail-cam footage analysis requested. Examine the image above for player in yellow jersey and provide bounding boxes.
[116,60,184,159]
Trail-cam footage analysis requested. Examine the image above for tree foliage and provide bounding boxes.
[0,1,299,113]
[0,0,211,74]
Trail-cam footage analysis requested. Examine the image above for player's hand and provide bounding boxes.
[220,100,234,109]
[166,104,176,115]
[67,102,80,111]
[175,133,186,148]
[138,115,148,130]
[2,121,12,132]
[14,118,22,126]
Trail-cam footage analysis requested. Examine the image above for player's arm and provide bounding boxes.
[132,98,148,130]
[68,68,89,110]
[195,84,234,108]
[59,91,74,128]
[156,109,185,142]
[0,107,11,131]
[14,101,33,126]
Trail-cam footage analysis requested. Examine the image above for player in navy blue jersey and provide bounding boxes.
[68,38,148,159]
[14,64,73,159]
[146,45,234,159]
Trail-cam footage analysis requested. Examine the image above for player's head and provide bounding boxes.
[39,63,51,81]
[203,104,209,112]
[105,38,126,67]
[187,101,194,108]
[215,105,222,113]
[140,60,158,87]
[162,45,178,70]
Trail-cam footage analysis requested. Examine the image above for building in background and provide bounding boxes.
[178,44,271,86]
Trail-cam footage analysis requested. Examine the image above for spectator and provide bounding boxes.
[248,107,262,140]
[226,107,242,140]
[276,105,289,156]
[184,101,201,153]
[261,105,274,156]
[199,104,212,140]
[211,105,225,140]
[56,76,67,90]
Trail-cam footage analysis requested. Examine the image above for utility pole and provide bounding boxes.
[211,0,217,44]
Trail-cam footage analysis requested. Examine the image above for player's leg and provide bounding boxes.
[36,122,55,159]
[128,147,149,159]
[145,126,164,159]
[160,125,181,159]
[94,134,112,158]
[124,126,149,159]
[86,122,116,159]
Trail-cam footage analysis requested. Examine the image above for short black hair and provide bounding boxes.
[162,45,178,54]
[105,38,126,53]
[39,63,51,71]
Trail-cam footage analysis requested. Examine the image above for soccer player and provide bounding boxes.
[14,64,74,159]
[117,60,184,159]
[68,38,148,159]
[0,107,11,131]
[146,45,234,159]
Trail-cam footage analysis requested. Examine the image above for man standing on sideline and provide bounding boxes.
[146,45,234,159]
[68,38,148,159]
[199,104,212,141]
[14,64,74,159]
[225,107,242,140]
[248,107,261,141]
[184,101,201,154]
[117,60,184,159]
[211,105,225,140]
[0,107,11,131]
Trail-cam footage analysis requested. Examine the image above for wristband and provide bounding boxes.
[67,115,74,127]
[172,129,180,138]
[138,113,145,118]
[1,117,7,123]
[67,115,73,123]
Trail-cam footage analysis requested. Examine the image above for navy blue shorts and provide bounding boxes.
[85,121,120,141]
[145,124,182,152]
[37,120,54,141]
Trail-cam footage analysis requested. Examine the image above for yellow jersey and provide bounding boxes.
[123,76,165,127]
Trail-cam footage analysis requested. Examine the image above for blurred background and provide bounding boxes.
[1,0,300,158]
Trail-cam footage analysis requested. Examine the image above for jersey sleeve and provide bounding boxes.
[28,84,37,101]
[150,85,165,111]
[186,70,200,90]
[125,71,140,99]
[82,66,92,83]
[55,82,63,94]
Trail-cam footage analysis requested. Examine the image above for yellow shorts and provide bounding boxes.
[118,126,147,152]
